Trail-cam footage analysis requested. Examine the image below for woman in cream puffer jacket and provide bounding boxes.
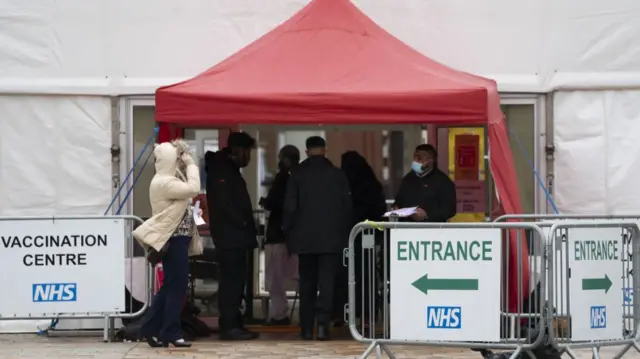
[133,140,203,348]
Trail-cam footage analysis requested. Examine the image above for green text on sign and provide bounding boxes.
[574,240,619,261]
[397,240,492,261]
[412,274,479,295]
[581,274,612,293]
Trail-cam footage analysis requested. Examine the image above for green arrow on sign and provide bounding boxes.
[581,274,612,293]
[411,274,479,295]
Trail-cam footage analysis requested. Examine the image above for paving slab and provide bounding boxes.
[0,334,638,359]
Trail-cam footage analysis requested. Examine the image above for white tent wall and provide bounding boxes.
[554,90,640,214]
[1,0,639,94]
[0,96,112,215]
[0,95,113,332]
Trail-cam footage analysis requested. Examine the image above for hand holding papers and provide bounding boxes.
[193,200,206,226]
[383,206,418,218]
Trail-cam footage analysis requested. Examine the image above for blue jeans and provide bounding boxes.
[140,236,190,342]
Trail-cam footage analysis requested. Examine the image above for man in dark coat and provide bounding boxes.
[392,144,456,222]
[205,132,259,341]
[260,145,300,325]
[283,136,352,341]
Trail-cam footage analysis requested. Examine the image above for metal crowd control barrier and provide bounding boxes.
[545,221,640,359]
[495,214,640,358]
[347,220,548,359]
[0,215,152,342]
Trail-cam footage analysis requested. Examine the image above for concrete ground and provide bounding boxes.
[0,334,638,359]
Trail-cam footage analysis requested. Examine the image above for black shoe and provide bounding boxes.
[264,317,291,326]
[219,328,259,341]
[300,328,314,340]
[162,339,191,348]
[316,325,330,341]
[146,336,164,348]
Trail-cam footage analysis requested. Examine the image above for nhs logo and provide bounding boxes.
[32,283,77,302]
[590,306,606,329]
[427,306,461,329]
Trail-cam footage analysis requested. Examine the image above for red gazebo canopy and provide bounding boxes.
[156,0,528,310]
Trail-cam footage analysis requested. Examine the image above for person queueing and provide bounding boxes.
[283,136,353,341]
[260,145,300,325]
[133,140,203,348]
[392,143,457,222]
[335,151,387,326]
[205,132,260,341]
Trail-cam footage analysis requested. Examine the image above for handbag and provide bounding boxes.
[147,241,170,266]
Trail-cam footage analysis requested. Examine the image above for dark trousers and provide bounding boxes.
[140,236,190,342]
[217,248,248,331]
[298,253,340,329]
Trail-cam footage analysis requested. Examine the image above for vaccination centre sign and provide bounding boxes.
[0,218,126,316]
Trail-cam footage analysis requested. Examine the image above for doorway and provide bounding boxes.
[431,96,543,220]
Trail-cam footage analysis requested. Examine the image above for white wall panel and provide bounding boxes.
[554,90,640,214]
[0,0,639,94]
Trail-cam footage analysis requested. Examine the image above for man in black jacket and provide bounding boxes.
[261,145,300,325]
[392,144,457,222]
[283,136,353,341]
[205,132,259,341]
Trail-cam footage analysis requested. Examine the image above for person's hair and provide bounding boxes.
[280,145,300,165]
[415,143,437,157]
[227,132,256,149]
[305,136,326,150]
[341,151,375,182]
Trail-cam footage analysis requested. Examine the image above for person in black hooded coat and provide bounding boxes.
[333,151,387,325]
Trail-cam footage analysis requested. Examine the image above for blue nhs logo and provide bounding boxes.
[590,306,606,329]
[427,306,461,329]
[32,283,77,302]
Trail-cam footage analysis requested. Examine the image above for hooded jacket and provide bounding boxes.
[133,142,203,256]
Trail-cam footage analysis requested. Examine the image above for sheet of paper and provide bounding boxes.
[383,206,418,218]
[193,200,206,226]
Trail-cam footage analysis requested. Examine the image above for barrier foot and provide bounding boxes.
[563,347,579,359]
[591,346,600,359]
[380,344,397,359]
[507,347,523,359]
[375,345,383,359]
[103,315,110,343]
[612,342,640,359]
[359,341,395,359]
[359,341,378,359]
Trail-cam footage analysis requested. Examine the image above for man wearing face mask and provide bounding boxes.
[259,145,300,325]
[392,144,457,223]
[205,132,259,341]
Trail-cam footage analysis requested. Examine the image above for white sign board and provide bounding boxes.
[0,218,126,316]
[568,227,623,341]
[390,228,502,342]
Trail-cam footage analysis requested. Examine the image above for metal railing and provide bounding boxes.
[347,220,548,359]
[545,221,640,359]
[495,214,640,358]
[0,215,152,342]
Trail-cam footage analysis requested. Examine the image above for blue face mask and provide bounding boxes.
[411,161,424,174]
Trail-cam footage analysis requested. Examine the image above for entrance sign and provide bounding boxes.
[568,227,623,341]
[390,228,501,341]
[0,218,126,316]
